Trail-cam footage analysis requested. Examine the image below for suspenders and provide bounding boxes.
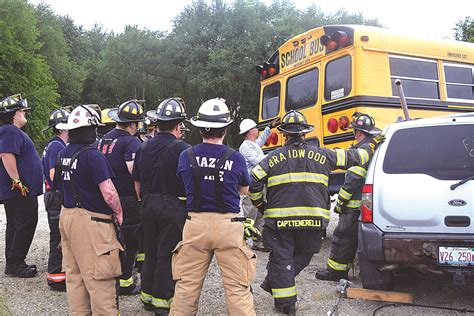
[55,145,93,208]
[186,147,235,211]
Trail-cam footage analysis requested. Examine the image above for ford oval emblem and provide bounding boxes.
[448,199,467,207]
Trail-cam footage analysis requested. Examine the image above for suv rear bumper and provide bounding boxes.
[359,223,474,273]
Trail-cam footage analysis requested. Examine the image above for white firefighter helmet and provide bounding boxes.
[190,98,233,128]
[239,119,257,134]
[56,105,104,130]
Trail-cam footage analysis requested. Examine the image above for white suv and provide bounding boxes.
[358,113,474,289]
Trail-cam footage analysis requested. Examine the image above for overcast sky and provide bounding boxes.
[30,0,473,39]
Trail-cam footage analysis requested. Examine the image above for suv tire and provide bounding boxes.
[358,248,393,290]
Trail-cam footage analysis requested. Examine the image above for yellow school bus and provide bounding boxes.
[255,25,474,191]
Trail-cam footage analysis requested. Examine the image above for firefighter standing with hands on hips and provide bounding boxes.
[171,98,258,315]
[0,94,41,278]
[239,117,280,251]
[99,100,144,295]
[42,108,70,290]
[132,97,190,314]
[316,113,382,281]
[250,110,379,314]
[55,105,123,315]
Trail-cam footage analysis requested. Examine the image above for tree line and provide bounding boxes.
[0,0,472,148]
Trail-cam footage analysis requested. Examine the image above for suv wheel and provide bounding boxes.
[358,248,393,290]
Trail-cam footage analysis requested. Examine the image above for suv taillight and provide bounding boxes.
[361,184,373,223]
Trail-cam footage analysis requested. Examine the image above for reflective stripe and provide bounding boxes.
[141,291,172,308]
[328,258,350,271]
[136,253,145,262]
[346,200,362,208]
[120,276,133,288]
[249,191,263,201]
[357,148,369,165]
[141,291,152,304]
[152,297,172,308]
[335,149,346,167]
[338,188,352,201]
[251,165,267,180]
[272,286,297,298]
[263,206,330,219]
[267,172,328,187]
[347,166,367,178]
[178,196,186,201]
[47,273,66,282]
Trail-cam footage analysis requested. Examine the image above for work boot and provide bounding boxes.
[275,303,296,315]
[20,260,37,272]
[49,282,67,292]
[154,307,170,315]
[315,268,348,281]
[260,279,271,294]
[4,265,37,278]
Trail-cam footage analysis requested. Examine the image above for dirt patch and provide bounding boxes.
[1,201,474,315]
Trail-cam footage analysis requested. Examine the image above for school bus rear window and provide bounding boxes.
[324,55,351,101]
[262,82,280,119]
[286,68,318,111]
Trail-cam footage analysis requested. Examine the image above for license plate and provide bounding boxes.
[438,246,474,267]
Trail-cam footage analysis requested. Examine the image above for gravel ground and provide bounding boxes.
[1,199,474,315]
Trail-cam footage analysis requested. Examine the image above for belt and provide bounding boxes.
[91,217,114,224]
[186,214,246,222]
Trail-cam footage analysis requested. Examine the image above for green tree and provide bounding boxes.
[35,3,85,105]
[454,16,473,42]
[0,0,59,148]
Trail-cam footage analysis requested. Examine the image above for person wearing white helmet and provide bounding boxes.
[239,116,280,252]
[55,105,123,314]
[171,98,257,315]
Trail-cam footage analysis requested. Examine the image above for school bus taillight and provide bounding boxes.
[256,62,279,80]
[321,30,351,54]
[327,117,339,133]
[265,132,279,146]
[339,116,350,130]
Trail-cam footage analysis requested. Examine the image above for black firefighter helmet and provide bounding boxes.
[151,97,187,122]
[277,110,314,137]
[0,94,30,114]
[350,113,381,136]
[42,108,70,132]
[108,100,144,123]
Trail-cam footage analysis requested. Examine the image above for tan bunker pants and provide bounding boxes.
[170,212,257,316]
[59,207,122,315]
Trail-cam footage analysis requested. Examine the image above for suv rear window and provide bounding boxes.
[383,125,474,180]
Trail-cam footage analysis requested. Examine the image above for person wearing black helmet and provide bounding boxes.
[316,113,383,282]
[171,98,256,315]
[249,110,380,314]
[41,108,70,290]
[132,97,190,314]
[98,100,144,295]
[0,94,42,278]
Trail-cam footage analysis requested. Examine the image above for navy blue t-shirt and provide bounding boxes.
[177,143,250,213]
[98,129,140,197]
[57,144,115,214]
[42,136,66,190]
[0,124,43,201]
